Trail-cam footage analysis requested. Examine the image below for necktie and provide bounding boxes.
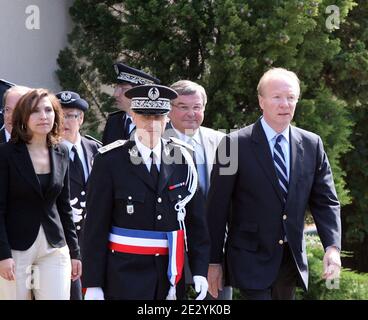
[71,146,86,184]
[273,135,288,202]
[124,117,133,138]
[150,151,159,189]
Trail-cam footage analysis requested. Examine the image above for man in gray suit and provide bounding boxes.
[207,68,341,300]
[166,80,232,300]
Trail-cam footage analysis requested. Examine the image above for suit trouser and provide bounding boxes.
[0,226,71,300]
[240,242,298,300]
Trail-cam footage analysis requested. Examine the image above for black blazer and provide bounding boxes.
[102,111,131,145]
[207,119,341,291]
[82,139,210,299]
[0,142,80,260]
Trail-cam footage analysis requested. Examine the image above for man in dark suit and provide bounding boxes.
[207,68,341,300]
[0,85,31,143]
[56,90,101,300]
[83,84,210,300]
[101,63,160,145]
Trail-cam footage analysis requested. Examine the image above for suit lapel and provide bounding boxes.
[251,120,284,204]
[285,127,304,208]
[46,145,64,198]
[81,137,93,173]
[12,142,43,197]
[199,127,215,184]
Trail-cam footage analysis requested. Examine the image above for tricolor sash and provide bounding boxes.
[108,226,184,295]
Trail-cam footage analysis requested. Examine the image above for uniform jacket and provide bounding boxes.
[207,118,341,291]
[0,142,80,260]
[82,138,210,299]
[102,110,131,145]
[68,136,101,239]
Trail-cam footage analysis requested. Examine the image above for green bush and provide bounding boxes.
[296,235,368,300]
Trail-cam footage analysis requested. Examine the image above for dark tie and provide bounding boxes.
[273,135,288,202]
[124,117,133,138]
[71,146,86,184]
[150,151,159,189]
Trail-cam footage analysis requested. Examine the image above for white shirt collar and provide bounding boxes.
[134,133,161,164]
[62,133,82,154]
[261,117,290,144]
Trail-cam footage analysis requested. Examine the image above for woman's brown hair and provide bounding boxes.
[11,89,64,146]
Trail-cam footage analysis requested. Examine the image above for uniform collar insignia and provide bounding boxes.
[128,147,139,157]
[164,145,170,156]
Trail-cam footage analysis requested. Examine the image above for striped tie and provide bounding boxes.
[273,135,288,202]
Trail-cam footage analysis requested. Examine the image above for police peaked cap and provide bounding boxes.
[56,91,89,112]
[125,84,178,115]
[113,62,160,86]
[0,79,16,108]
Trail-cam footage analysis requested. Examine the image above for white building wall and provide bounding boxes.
[0,0,74,92]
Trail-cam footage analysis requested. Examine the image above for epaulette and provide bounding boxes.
[168,137,194,152]
[98,139,127,154]
[84,134,102,146]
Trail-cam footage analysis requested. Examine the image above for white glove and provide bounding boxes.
[193,275,208,300]
[84,287,105,300]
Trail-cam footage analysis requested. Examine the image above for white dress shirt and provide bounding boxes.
[134,133,161,172]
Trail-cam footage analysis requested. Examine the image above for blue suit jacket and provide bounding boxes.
[207,119,341,290]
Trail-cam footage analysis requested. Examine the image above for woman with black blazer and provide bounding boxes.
[0,89,81,300]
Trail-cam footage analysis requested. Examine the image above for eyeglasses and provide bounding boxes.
[64,113,80,120]
[172,104,204,113]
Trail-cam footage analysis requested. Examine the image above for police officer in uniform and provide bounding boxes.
[101,63,161,145]
[56,90,101,300]
[83,84,210,300]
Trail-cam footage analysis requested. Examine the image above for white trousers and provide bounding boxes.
[0,226,71,300]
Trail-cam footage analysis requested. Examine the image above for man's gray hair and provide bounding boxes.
[170,80,207,107]
[3,85,31,107]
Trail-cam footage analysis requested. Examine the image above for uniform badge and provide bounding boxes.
[126,196,134,215]
[126,204,134,215]
[164,145,170,156]
[128,148,138,157]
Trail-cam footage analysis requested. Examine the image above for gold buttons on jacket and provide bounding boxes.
[278,239,284,245]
